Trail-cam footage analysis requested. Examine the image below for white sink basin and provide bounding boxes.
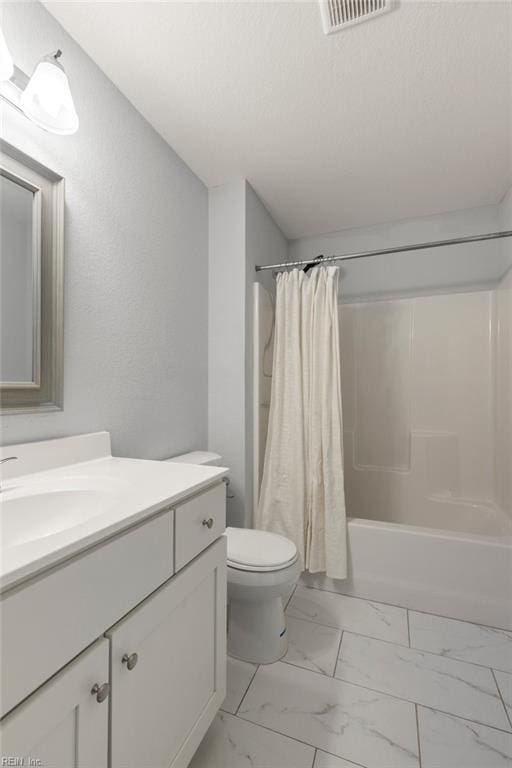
[0,439,227,592]
[1,476,123,550]
[2,488,116,548]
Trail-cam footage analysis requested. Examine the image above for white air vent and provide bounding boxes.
[319,0,395,34]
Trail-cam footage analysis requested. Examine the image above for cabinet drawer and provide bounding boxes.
[1,510,173,717]
[174,483,226,571]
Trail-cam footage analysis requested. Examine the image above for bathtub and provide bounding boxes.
[302,502,512,630]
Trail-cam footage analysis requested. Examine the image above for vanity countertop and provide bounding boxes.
[0,433,228,592]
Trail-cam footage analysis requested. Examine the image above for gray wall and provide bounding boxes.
[208,180,287,527]
[208,180,246,526]
[288,205,511,302]
[1,1,208,459]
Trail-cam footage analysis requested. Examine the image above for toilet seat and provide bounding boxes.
[226,527,298,572]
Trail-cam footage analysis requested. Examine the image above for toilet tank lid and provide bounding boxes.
[165,451,222,466]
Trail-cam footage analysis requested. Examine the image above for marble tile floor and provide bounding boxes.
[189,585,512,768]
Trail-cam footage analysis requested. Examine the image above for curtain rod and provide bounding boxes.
[254,230,512,273]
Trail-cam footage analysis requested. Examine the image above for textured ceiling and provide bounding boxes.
[44,0,512,238]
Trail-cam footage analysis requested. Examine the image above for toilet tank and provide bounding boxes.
[165,451,222,466]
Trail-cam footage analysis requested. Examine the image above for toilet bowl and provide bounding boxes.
[164,451,300,665]
[226,527,300,664]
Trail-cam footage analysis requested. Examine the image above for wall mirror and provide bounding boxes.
[0,141,64,412]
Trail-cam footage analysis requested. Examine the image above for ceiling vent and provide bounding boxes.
[319,0,395,34]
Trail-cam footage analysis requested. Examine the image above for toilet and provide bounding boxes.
[225,526,300,664]
[166,451,300,664]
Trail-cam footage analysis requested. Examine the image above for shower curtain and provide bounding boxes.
[255,266,347,579]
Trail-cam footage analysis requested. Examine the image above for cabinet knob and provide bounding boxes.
[91,682,110,703]
[122,652,139,670]
[202,518,214,529]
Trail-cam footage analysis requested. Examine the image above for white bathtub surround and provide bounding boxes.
[287,585,409,645]
[339,290,503,525]
[302,518,512,630]
[335,633,510,731]
[417,707,512,768]
[189,711,315,768]
[408,611,512,672]
[254,281,512,629]
[256,267,347,578]
[191,584,512,768]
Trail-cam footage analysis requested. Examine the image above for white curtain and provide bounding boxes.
[255,266,347,579]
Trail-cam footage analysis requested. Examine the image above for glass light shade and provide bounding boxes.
[0,27,14,81]
[21,53,79,135]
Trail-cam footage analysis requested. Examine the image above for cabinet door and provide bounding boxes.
[108,537,227,768]
[1,509,173,717]
[0,638,109,768]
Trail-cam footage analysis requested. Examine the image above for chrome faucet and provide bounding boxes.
[0,456,18,492]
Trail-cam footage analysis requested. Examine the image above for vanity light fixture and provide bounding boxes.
[21,50,79,135]
[0,28,79,136]
[0,27,14,81]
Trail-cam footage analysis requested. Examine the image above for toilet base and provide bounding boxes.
[228,596,288,664]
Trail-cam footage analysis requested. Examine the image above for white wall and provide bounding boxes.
[0,1,208,459]
[208,180,286,527]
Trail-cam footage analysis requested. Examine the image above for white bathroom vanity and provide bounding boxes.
[0,432,228,768]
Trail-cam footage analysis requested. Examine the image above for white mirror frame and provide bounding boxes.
[0,141,64,413]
